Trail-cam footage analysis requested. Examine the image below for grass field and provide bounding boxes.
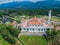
[51,16,60,22]
[45,16,60,22]
[0,34,10,45]
[19,35,47,45]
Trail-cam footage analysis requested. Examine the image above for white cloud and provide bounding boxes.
[0,0,45,4]
[0,0,13,4]
[15,0,45,2]
[0,0,59,4]
[0,0,60,4]
[27,0,44,1]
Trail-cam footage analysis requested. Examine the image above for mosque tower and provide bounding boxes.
[48,10,52,24]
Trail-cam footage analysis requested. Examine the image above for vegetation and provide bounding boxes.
[0,34,10,45]
[6,25,20,37]
[0,9,60,23]
[0,24,20,45]
[44,29,57,41]
[44,29,60,45]
[0,9,60,17]
[20,35,47,45]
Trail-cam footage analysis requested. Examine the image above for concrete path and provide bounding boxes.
[18,32,46,38]
[16,38,22,45]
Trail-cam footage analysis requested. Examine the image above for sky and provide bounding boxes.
[0,0,60,4]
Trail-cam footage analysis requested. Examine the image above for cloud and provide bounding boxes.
[0,0,13,4]
[0,0,45,4]
[0,0,59,4]
[16,0,60,1]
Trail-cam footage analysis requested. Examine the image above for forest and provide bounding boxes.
[0,8,60,17]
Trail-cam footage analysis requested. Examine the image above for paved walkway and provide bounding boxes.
[16,38,22,45]
[18,32,46,38]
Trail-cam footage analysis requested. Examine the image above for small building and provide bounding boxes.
[55,26,60,30]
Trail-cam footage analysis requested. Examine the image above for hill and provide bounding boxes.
[0,1,60,9]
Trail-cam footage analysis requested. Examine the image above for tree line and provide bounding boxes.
[0,24,20,45]
[0,9,60,17]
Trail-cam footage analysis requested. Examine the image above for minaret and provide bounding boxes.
[48,10,52,24]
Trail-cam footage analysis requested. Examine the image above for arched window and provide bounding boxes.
[33,29,34,31]
[38,25,40,26]
[44,28,46,31]
[30,25,31,26]
[41,29,43,31]
[35,25,37,26]
[27,28,29,30]
[24,28,25,30]
[38,29,40,31]
[32,25,34,26]
[41,25,42,27]
[30,28,31,30]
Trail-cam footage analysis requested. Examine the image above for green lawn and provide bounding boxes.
[19,35,47,45]
[0,34,10,45]
[45,16,60,22]
[51,16,60,22]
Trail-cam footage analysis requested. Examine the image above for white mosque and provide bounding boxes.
[12,10,54,32]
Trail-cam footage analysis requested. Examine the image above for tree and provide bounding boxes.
[6,25,20,37]
[0,24,16,44]
[45,28,60,45]
[2,32,16,44]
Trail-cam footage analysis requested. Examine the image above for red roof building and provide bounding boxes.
[19,16,54,32]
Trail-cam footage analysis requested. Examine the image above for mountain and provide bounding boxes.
[0,1,60,9]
